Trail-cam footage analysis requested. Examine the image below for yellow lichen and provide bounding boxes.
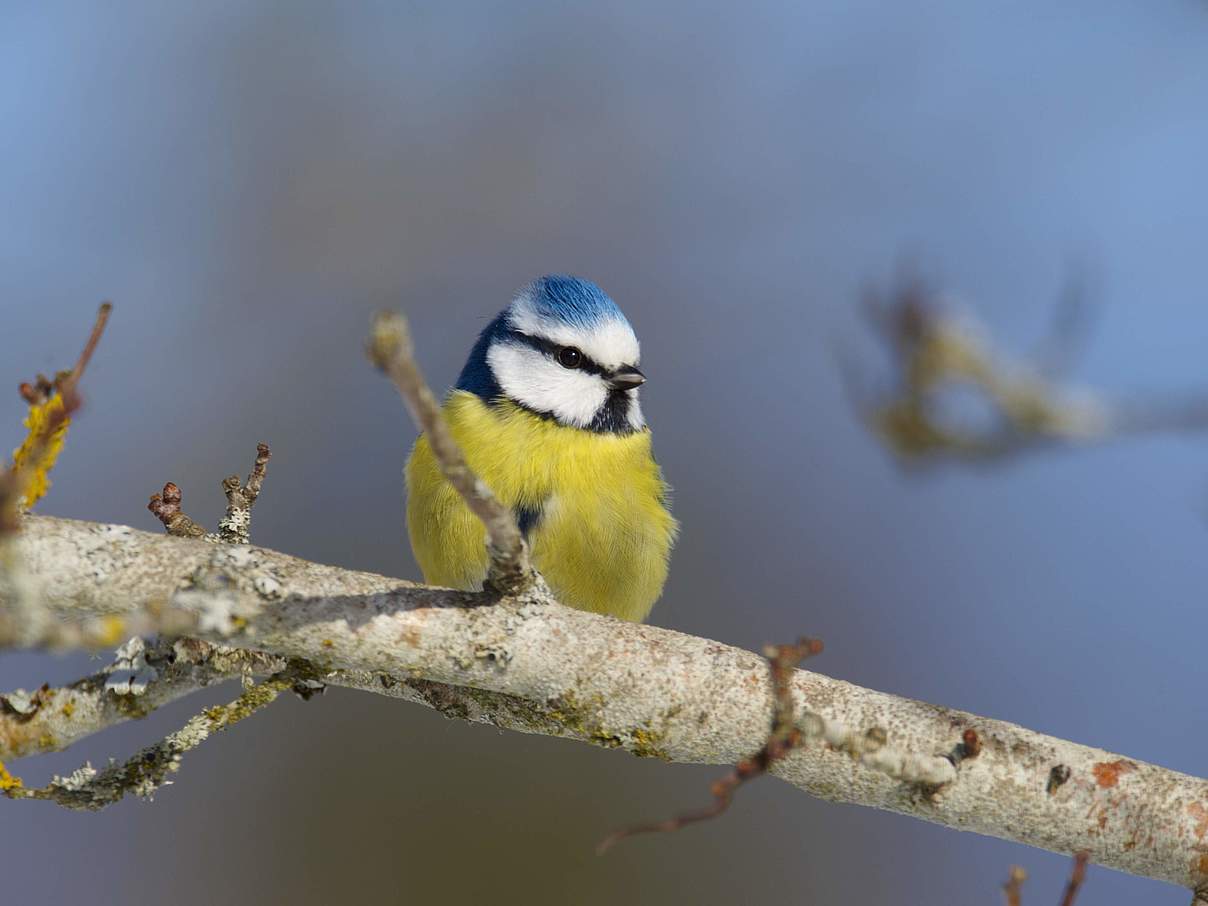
[61,700,75,718]
[0,760,24,792]
[96,615,126,647]
[10,392,71,508]
[629,727,670,760]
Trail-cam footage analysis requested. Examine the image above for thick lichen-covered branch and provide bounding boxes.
[366,311,532,594]
[5,514,1208,896]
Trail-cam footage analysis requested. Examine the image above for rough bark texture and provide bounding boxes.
[5,514,1208,896]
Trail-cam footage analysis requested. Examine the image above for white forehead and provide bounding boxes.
[507,294,641,371]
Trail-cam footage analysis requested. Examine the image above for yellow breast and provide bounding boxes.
[405,392,677,621]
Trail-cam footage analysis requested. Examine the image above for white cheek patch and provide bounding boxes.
[508,298,640,370]
[487,343,608,428]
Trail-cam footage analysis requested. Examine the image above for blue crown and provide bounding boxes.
[521,275,626,328]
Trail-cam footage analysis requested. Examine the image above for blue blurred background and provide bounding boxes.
[3,1,1208,903]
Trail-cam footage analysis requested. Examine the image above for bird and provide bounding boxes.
[405,275,677,622]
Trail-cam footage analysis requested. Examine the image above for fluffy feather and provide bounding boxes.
[406,393,677,621]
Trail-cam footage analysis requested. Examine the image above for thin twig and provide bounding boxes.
[0,638,286,761]
[147,482,208,538]
[3,667,300,810]
[218,442,272,544]
[597,637,823,853]
[1003,865,1027,906]
[2,302,112,530]
[66,301,113,390]
[367,311,531,595]
[147,442,272,544]
[1058,852,1090,906]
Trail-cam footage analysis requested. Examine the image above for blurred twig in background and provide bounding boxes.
[854,277,1106,462]
[854,275,1208,465]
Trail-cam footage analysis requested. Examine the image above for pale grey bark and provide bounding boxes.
[4,513,1208,895]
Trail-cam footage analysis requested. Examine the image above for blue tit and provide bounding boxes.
[406,275,678,622]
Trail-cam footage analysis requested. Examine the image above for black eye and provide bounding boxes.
[557,346,583,369]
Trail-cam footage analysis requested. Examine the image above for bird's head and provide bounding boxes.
[455,275,647,434]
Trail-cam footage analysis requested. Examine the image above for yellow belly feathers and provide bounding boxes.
[405,391,677,622]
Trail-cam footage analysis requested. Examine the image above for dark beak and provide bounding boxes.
[607,367,646,391]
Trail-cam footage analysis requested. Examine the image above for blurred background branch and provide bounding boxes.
[855,276,1208,464]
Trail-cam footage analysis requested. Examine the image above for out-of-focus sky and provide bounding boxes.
[3,2,1208,903]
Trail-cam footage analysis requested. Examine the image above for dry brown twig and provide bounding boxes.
[1002,852,1089,906]
[148,443,272,544]
[597,637,824,854]
[366,311,532,595]
[1059,851,1090,906]
[1003,865,1028,906]
[146,482,207,538]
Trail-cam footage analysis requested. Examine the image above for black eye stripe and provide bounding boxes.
[508,332,608,376]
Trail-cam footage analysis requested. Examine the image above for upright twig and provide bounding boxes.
[1003,865,1027,906]
[1058,852,1090,906]
[367,311,532,595]
[1000,852,1089,906]
[147,482,208,538]
[147,443,272,544]
[2,302,111,528]
[218,442,272,544]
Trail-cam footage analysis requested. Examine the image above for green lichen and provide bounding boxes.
[204,677,287,727]
[401,680,672,760]
[112,693,157,721]
[541,692,669,759]
[629,727,670,761]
